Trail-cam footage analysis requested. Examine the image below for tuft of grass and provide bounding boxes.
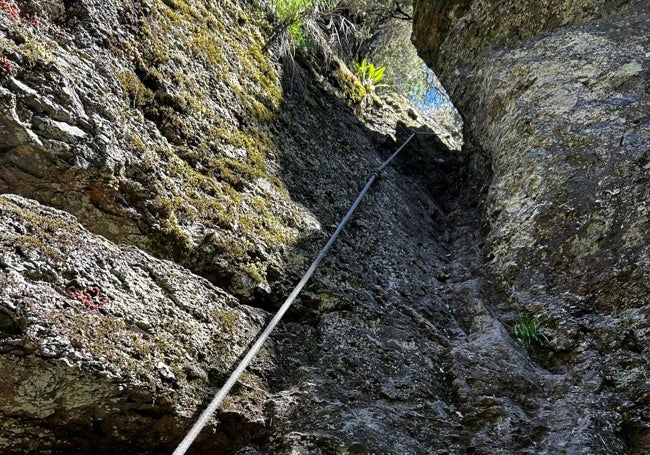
[513,315,546,347]
[269,0,312,48]
[267,0,337,55]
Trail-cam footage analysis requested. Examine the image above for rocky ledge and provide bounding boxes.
[0,194,271,453]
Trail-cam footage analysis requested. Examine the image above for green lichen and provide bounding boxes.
[212,308,238,331]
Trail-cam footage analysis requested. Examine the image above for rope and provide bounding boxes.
[172,132,418,455]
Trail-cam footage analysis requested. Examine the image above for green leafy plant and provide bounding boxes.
[513,315,545,347]
[507,285,546,347]
[271,0,312,22]
[352,58,386,91]
[287,20,305,45]
[271,0,311,44]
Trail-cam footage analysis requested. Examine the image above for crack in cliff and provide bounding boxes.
[219,83,500,452]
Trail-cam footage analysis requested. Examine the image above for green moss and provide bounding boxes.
[188,34,225,65]
[116,71,156,110]
[128,132,148,154]
[147,213,194,262]
[162,0,194,17]
[328,57,367,104]
[232,370,267,405]
[106,0,303,294]
[212,309,238,331]
[14,235,63,262]
[65,310,193,395]
[347,81,367,103]
[0,199,74,235]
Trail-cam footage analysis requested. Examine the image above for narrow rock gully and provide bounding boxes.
[224,78,616,452]
[222,111,527,454]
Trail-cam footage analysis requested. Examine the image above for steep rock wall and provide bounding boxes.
[0,0,319,305]
[7,0,647,452]
[414,0,649,452]
[1,1,468,453]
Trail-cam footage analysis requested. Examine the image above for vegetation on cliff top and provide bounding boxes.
[264,0,455,112]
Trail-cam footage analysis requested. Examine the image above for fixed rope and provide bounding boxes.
[173,131,422,455]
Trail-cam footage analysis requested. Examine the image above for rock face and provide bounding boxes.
[1,1,464,454]
[0,0,320,306]
[0,194,269,453]
[2,0,648,453]
[414,0,649,453]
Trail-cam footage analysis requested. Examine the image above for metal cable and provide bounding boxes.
[172,132,418,455]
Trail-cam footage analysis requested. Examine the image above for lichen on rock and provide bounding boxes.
[6,0,647,453]
[0,0,318,303]
[1,1,464,453]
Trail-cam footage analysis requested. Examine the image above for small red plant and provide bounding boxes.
[68,285,110,310]
[0,0,20,21]
[0,56,13,75]
[23,13,40,27]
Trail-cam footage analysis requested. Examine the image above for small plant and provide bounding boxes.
[287,20,305,46]
[0,56,13,75]
[23,13,40,27]
[0,0,63,27]
[508,286,547,347]
[514,315,546,347]
[271,0,312,23]
[68,285,110,310]
[352,58,386,91]
[269,0,321,48]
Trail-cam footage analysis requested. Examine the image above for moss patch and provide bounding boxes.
[108,0,302,293]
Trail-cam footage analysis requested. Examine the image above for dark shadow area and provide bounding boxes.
[265,63,462,319]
